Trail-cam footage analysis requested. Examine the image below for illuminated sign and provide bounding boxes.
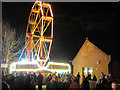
[16,64,38,69]
[10,61,71,74]
[46,62,71,73]
[1,64,8,68]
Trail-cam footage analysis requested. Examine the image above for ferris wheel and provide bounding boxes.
[10,1,71,74]
[25,1,53,67]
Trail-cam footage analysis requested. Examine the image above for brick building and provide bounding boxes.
[72,37,111,81]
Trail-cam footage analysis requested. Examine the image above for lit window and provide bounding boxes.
[82,67,93,77]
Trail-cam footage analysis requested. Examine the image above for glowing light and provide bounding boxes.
[20,59,27,63]
[89,70,93,72]
[10,61,71,74]
[10,1,71,74]
[24,1,54,66]
[49,4,53,17]
[46,62,71,73]
[10,60,42,73]
[43,16,53,21]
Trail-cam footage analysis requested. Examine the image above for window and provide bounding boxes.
[82,67,93,77]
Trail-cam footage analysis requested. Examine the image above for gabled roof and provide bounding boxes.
[73,37,108,61]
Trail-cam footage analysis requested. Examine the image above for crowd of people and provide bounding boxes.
[2,71,43,90]
[95,72,117,90]
[2,70,119,90]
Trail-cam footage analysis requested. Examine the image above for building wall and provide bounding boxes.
[109,60,120,80]
[72,38,111,81]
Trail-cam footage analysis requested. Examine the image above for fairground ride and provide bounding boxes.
[10,1,71,74]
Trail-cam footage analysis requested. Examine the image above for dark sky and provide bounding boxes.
[2,2,119,62]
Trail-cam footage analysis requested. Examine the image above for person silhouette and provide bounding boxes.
[37,72,43,90]
[77,72,80,85]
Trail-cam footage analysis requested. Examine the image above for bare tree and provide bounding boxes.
[2,21,24,64]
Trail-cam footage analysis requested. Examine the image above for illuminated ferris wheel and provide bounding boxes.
[10,1,71,74]
[25,1,53,67]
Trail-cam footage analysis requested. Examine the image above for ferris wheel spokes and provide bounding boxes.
[25,1,53,66]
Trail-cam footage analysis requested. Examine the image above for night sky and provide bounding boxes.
[2,2,119,63]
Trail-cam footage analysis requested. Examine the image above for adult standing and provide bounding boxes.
[26,74,32,88]
[46,73,52,85]
[37,72,43,90]
[81,75,90,90]
[93,75,97,81]
[107,73,113,84]
[69,77,80,89]
[96,79,102,90]
[100,72,105,80]
[61,78,71,89]
[33,72,37,84]
[77,72,80,85]
[106,73,113,89]
[46,75,58,90]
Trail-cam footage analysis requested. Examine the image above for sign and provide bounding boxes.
[10,61,71,74]
[1,64,8,68]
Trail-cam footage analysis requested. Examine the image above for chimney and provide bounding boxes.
[86,37,88,40]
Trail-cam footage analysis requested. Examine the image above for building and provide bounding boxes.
[72,37,111,80]
[109,59,120,81]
